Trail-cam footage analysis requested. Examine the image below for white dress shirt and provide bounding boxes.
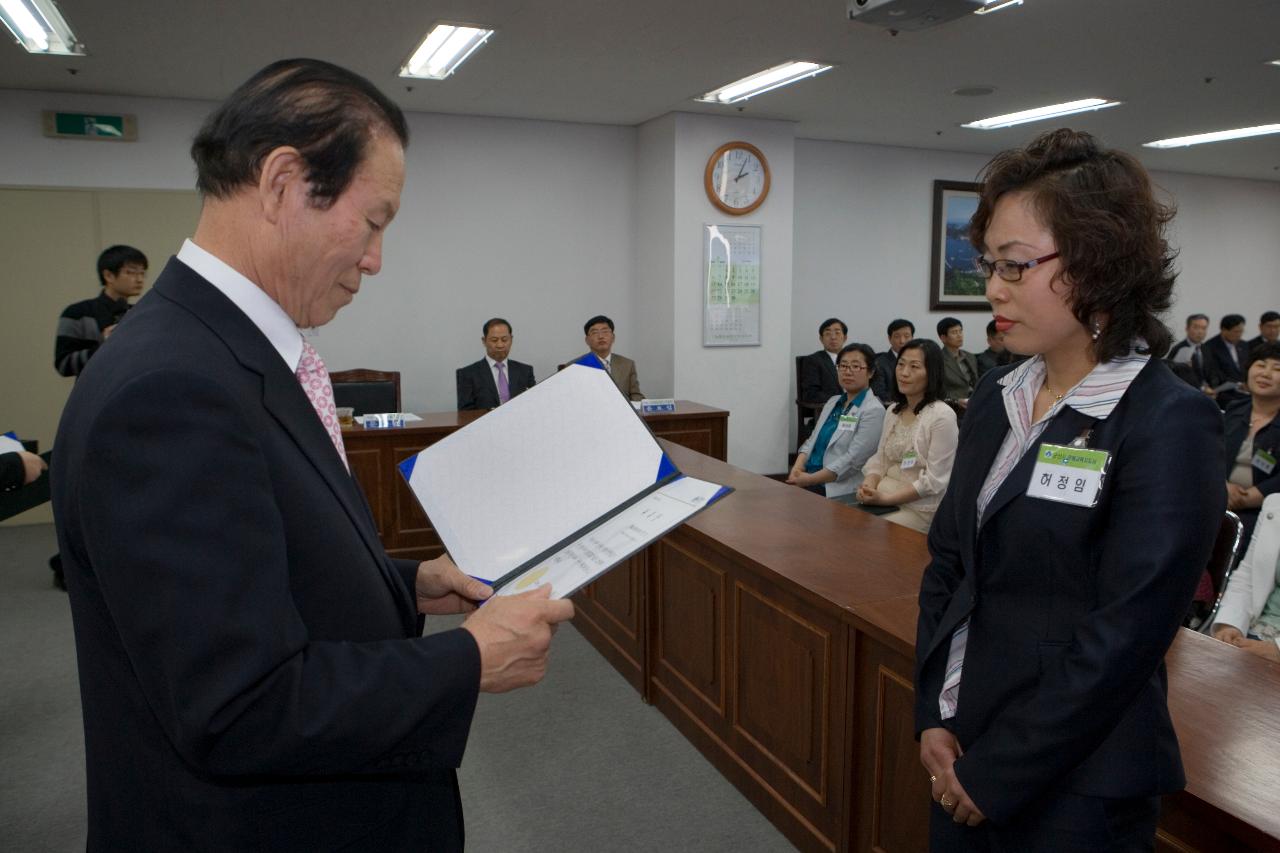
[177,239,304,371]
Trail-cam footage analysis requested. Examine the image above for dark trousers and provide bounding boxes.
[929,791,1159,852]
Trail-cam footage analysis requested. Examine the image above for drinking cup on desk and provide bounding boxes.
[336,407,355,428]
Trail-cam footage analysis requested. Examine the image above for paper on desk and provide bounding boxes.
[0,434,24,454]
[400,364,685,583]
[493,475,725,599]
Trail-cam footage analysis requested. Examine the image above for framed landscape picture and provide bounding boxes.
[929,180,986,310]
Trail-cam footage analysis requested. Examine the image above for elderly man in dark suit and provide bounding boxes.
[457,317,536,409]
[51,59,572,853]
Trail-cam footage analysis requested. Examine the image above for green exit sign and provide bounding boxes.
[42,111,137,142]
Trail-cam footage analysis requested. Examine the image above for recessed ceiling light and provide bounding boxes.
[974,0,1023,15]
[1143,124,1280,148]
[0,0,84,55]
[961,98,1121,129]
[697,61,834,105]
[398,23,493,80]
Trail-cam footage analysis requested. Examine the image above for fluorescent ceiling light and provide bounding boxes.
[0,0,83,55]
[1269,59,1280,67]
[1143,124,1280,148]
[399,23,493,80]
[697,61,833,105]
[974,0,1023,15]
[962,98,1121,129]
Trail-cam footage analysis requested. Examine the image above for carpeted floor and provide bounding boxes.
[0,522,794,852]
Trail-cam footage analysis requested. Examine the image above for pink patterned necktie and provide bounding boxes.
[496,361,510,404]
[296,340,349,472]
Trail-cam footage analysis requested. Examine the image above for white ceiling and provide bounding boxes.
[3,0,1279,181]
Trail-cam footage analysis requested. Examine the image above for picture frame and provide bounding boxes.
[929,180,987,311]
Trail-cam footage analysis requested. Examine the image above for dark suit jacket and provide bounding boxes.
[870,350,898,404]
[915,358,1223,825]
[799,349,841,406]
[456,357,535,410]
[1167,338,1209,387]
[1223,398,1280,545]
[940,348,980,401]
[52,259,480,852]
[1204,334,1248,387]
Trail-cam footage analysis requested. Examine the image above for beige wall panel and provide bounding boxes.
[0,188,198,525]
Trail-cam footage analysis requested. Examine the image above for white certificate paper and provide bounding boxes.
[493,475,725,600]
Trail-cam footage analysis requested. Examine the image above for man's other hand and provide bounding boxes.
[462,587,574,693]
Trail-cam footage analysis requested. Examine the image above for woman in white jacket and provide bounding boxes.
[1212,492,1280,661]
[856,339,959,533]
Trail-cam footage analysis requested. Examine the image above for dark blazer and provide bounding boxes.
[456,357,535,410]
[799,349,841,406]
[52,259,480,852]
[0,451,24,491]
[940,349,980,401]
[871,350,898,404]
[1223,398,1280,545]
[1204,333,1248,387]
[1167,338,1209,387]
[915,358,1223,825]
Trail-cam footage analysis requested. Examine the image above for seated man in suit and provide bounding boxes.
[1167,312,1213,393]
[578,314,643,400]
[50,58,573,852]
[456,317,535,409]
[797,318,847,444]
[871,318,913,404]
[1205,313,1250,409]
[799,317,846,408]
[1249,310,1280,354]
[975,319,1007,378]
[937,316,979,401]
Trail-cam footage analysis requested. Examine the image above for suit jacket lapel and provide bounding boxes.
[154,262,417,624]
[479,360,499,407]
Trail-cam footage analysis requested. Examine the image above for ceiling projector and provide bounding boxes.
[847,0,984,32]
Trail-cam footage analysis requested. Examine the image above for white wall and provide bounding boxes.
[671,113,796,474]
[5,88,1276,473]
[0,91,638,414]
[790,138,1280,444]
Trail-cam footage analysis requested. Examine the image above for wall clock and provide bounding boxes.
[704,141,770,216]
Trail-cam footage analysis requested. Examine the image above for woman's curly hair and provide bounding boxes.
[968,128,1176,360]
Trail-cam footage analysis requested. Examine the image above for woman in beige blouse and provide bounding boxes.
[856,339,959,533]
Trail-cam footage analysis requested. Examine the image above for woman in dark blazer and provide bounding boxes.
[915,129,1224,852]
[1222,341,1280,549]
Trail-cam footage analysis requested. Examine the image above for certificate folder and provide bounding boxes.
[398,364,730,599]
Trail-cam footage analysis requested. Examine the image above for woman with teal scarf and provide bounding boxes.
[787,342,886,505]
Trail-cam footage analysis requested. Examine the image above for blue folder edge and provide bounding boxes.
[2,431,17,440]
[398,454,416,481]
[573,352,604,370]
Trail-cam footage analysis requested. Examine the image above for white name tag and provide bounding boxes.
[640,398,677,414]
[1254,447,1277,476]
[1026,443,1110,507]
[900,449,919,470]
[836,414,859,432]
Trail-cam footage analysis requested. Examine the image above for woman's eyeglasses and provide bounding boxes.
[973,251,1059,282]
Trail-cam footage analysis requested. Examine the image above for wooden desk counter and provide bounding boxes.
[340,401,727,561]
[569,441,1280,853]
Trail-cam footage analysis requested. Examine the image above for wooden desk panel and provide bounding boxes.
[569,441,1280,853]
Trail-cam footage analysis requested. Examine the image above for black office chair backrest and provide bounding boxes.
[330,369,401,416]
[1199,511,1245,633]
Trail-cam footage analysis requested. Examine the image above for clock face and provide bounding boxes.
[706,143,769,215]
